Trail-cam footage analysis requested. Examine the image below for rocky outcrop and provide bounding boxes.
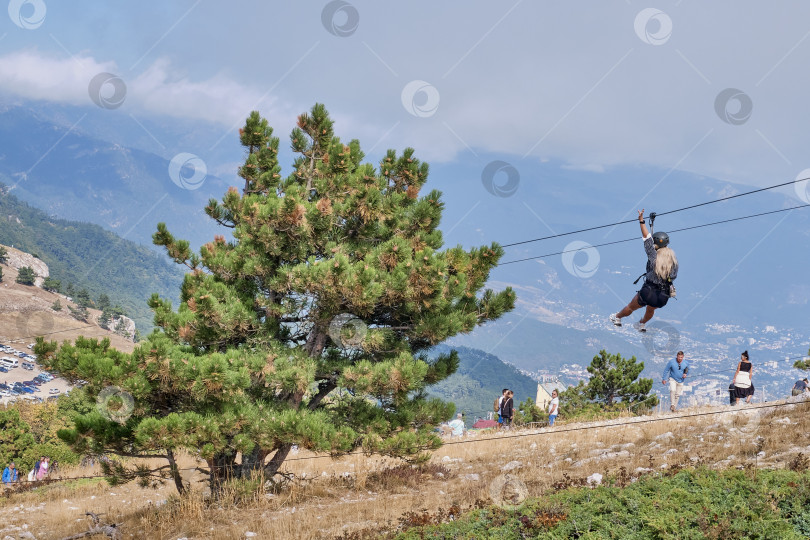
[1,245,49,287]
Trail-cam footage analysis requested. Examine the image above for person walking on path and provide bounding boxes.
[548,390,559,427]
[2,462,17,484]
[661,351,689,412]
[731,351,755,405]
[610,209,678,332]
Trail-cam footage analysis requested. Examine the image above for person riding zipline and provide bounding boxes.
[610,209,678,332]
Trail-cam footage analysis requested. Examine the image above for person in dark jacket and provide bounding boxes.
[610,209,678,332]
[500,390,514,429]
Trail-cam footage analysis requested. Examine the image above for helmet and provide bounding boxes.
[652,231,669,248]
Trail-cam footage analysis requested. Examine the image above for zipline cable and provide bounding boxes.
[501,176,810,248]
[498,203,810,265]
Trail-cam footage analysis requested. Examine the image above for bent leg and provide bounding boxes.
[617,294,642,318]
[640,306,656,324]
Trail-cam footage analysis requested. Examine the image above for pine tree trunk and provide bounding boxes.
[264,443,294,478]
[237,446,268,479]
[208,453,235,498]
[166,449,185,496]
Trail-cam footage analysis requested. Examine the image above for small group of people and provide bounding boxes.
[494,388,559,428]
[663,350,756,411]
[3,457,55,484]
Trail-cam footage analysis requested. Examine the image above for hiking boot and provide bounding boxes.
[609,313,622,327]
[633,321,646,332]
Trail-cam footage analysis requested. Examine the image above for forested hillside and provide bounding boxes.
[427,345,539,422]
[0,183,183,331]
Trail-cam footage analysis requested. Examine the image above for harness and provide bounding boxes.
[632,212,676,297]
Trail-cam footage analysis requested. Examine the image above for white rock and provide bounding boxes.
[655,432,674,441]
[463,473,480,481]
[530,443,537,450]
[587,473,603,486]
[757,451,766,458]
[775,417,792,425]
[441,456,451,462]
[245,533,258,538]
[501,460,523,472]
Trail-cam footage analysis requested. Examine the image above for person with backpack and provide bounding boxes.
[610,209,678,332]
[494,389,508,429]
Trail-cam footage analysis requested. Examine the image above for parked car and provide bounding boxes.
[49,388,61,395]
[0,366,7,373]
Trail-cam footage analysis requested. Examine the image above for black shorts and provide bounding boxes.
[638,282,669,309]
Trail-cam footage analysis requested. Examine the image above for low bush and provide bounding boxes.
[397,468,810,539]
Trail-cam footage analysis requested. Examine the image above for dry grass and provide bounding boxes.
[2,399,810,539]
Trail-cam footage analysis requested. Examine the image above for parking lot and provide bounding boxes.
[0,343,73,405]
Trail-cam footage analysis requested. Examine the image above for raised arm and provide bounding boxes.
[639,209,650,238]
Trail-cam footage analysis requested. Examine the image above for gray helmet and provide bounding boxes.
[652,231,669,248]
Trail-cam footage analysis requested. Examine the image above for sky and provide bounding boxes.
[1,0,810,204]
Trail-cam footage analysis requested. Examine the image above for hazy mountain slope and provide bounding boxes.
[0,184,183,331]
[427,345,540,422]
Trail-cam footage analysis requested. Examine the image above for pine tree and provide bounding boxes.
[0,246,7,264]
[585,349,657,408]
[37,105,515,497]
[52,299,63,311]
[16,266,35,285]
[97,293,111,312]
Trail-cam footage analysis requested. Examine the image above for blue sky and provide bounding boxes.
[2,0,810,203]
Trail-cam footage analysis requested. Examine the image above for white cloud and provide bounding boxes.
[0,50,283,128]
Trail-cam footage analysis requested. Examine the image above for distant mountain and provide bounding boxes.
[0,105,224,250]
[447,314,649,373]
[426,345,540,423]
[0,184,183,331]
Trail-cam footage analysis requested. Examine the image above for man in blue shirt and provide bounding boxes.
[661,351,689,412]
[2,462,17,484]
